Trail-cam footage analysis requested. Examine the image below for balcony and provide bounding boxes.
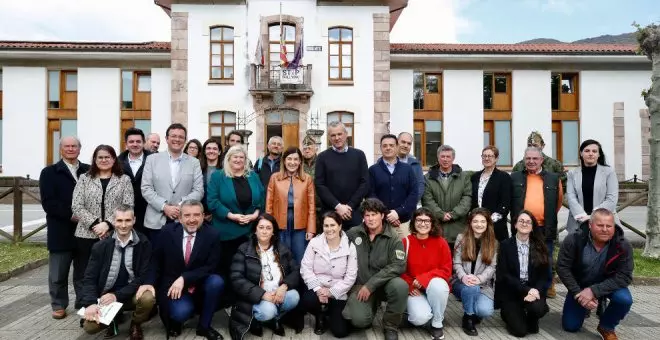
[249,64,313,103]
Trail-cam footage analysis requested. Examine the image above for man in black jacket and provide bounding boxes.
[118,128,152,236]
[143,200,224,340]
[81,205,154,340]
[557,208,633,340]
[253,135,283,188]
[39,136,90,319]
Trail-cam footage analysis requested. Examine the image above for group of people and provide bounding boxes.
[38,122,633,340]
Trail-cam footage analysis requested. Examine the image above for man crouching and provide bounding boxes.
[81,204,154,339]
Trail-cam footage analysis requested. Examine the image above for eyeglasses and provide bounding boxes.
[415,219,432,225]
[481,155,496,159]
[262,263,273,281]
[517,220,533,226]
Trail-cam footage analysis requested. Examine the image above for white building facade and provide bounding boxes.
[0,0,653,181]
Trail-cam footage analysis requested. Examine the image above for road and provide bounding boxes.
[0,204,652,246]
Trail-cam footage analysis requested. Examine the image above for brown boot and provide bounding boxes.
[597,326,618,340]
[129,322,144,340]
[547,282,556,298]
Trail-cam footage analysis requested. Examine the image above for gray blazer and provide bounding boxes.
[73,174,134,239]
[140,151,204,230]
[566,164,619,233]
[451,233,497,299]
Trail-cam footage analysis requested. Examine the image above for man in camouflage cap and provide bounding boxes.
[513,131,566,189]
[302,134,322,229]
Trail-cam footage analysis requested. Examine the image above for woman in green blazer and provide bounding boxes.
[207,145,265,278]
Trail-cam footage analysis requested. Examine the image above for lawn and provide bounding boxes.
[0,243,48,274]
[633,248,660,278]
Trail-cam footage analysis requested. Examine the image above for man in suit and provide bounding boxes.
[81,205,154,340]
[143,200,224,340]
[141,123,204,242]
[39,136,91,319]
[118,128,152,236]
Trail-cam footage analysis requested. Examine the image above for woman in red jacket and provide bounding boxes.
[402,207,453,340]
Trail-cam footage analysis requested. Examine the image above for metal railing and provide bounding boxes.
[249,64,313,92]
[0,177,43,244]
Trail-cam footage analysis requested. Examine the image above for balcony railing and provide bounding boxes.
[249,64,313,94]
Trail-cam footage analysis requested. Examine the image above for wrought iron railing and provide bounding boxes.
[250,64,313,92]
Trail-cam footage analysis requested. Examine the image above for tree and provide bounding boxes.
[637,23,660,258]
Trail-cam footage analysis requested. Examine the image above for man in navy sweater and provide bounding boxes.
[315,121,369,229]
[369,134,418,239]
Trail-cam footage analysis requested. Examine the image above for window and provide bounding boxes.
[413,72,443,166]
[47,70,78,164]
[48,119,78,164]
[266,109,299,149]
[552,73,579,111]
[210,26,234,80]
[209,111,236,146]
[551,73,579,165]
[327,111,354,147]
[269,24,295,68]
[121,70,152,150]
[328,27,353,81]
[48,70,77,109]
[483,72,512,166]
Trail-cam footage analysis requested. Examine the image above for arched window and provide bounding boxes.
[327,111,354,147]
[210,26,234,80]
[209,111,236,146]
[328,27,353,81]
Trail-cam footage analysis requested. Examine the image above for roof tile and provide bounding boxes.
[390,43,639,55]
[0,41,171,52]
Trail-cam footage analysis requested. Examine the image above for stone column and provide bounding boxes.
[641,108,651,181]
[613,102,625,181]
[373,13,391,161]
[171,12,189,126]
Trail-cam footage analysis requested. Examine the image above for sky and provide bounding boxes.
[0,0,657,44]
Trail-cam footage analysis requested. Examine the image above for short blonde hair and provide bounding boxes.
[222,144,251,177]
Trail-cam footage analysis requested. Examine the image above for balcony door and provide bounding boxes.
[265,109,299,150]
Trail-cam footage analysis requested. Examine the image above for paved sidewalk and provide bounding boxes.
[0,265,657,340]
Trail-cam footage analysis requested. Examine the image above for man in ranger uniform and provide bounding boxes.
[344,198,407,340]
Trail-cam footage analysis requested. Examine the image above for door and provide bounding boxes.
[265,109,299,150]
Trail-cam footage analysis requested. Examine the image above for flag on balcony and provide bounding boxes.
[255,34,264,66]
[279,2,288,67]
[288,29,303,69]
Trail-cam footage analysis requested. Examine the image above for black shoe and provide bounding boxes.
[431,326,445,340]
[472,314,482,325]
[384,329,398,340]
[168,321,182,337]
[314,314,327,335]
[462,314,478,336]
[104,321,119,339]
[270,320,285,337]
[79,318,84,328]
[249,321,263,337]
[596,299,607,317]
[196,326,223,340]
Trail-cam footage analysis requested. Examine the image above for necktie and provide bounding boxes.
[184,235,195,293]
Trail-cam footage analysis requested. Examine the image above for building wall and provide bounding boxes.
[78,68,121,163]
[389,69,414,143]
[511,70,552,162]
[2,67,47,178]
[580,71,649,179]
[443,70,484,170]
[175,1,387,162]
[151,68,172,152]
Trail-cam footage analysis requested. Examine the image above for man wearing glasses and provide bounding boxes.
[510,146,563,299]
[141,123,204,242]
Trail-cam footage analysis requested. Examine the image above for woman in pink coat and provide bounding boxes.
[300,211,358,337]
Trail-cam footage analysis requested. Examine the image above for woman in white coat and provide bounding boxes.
[566,139,619,233]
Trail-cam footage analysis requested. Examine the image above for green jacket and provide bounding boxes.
[303,156,321,211]
[421,164,472,244]
[513,152,566,189]
[346,222,405,293]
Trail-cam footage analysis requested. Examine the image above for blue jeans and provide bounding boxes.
[280,229,307,264]
[452,282,494,318]
[562,287,632,332]
[168,274,224,329]
[253,290,300,321]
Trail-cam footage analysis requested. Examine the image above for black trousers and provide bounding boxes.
[218,235,249,306]
[48,250,75,310]
[300,289,350,338]
[73,237,98,309]
[500,298,549,337]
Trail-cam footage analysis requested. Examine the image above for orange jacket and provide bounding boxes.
[266,172,316,234]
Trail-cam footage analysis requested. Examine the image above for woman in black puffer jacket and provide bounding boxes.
[229,213,301,340]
